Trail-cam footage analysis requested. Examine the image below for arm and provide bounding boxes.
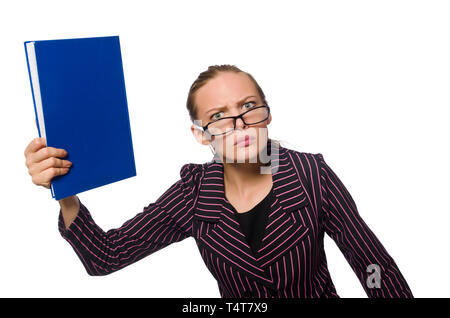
[317,153,413,298]
[57,163,202,276]
[59,195,80,230]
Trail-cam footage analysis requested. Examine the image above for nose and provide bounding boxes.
[234,116,247,130]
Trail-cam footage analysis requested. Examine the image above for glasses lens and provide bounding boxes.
[207,118,235,135]
[242,106,269,124]
[206,106,269,136]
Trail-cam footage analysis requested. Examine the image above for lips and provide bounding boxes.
[234,135,255,146]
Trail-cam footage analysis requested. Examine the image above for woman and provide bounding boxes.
[24,64,413,298]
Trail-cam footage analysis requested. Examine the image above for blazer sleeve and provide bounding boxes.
[57,163,202,276]
[317,153,413,298]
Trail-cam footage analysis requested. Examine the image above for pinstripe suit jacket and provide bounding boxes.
[58,140,413,298]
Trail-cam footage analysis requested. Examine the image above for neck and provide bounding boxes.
[223,161,272,196]
[217,138,276,196]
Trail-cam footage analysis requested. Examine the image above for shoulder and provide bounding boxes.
[180,162,204,178]
[278,143,329,192]
[178,162,206,190]
[274,144,327,212]
[279,142,324,168]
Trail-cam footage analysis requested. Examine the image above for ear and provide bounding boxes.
[191,124,212,146]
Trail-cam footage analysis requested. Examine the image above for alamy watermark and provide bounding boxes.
[366,264,381,288]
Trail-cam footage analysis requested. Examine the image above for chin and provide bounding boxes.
[223,143,260,164]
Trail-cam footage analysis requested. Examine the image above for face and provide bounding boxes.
[191,71,272,164]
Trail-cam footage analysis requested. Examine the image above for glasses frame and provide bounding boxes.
[197,105,271,136]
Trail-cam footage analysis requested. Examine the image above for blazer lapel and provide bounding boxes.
[193,139,310,289]
[255,146,310,268]
[194,161,275,289]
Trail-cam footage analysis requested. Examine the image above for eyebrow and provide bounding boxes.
[206,95,258,116]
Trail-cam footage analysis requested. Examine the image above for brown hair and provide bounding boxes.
[186,64,269,123]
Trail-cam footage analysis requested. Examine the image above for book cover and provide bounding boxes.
[24,35,136,200]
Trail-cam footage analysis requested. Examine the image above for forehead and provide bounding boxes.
[195,72,259,112]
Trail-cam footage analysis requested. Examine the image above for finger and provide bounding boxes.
[29,156,72,176]
[32,146,68,164]
[34,166,70,186]
[24,137,46,158]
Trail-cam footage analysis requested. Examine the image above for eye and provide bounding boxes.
[210,101,256,120]
[211,112,223,120]
[242,101,256,110]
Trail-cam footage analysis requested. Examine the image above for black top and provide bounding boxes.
[233,185,274,255]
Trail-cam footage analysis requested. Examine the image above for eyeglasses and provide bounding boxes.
[196,105,270,136]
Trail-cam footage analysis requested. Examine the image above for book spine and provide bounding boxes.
[24,41,55,199]
[24,42,42,139]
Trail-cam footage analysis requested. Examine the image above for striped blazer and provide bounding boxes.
[58,140,413,298]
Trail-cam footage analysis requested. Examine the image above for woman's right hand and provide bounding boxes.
[24,137,72,190]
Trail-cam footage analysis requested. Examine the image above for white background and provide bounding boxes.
[1,0,449,297]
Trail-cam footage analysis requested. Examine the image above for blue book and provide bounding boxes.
[24,35,136,200]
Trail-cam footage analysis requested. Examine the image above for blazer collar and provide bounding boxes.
[194,139,311,289]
